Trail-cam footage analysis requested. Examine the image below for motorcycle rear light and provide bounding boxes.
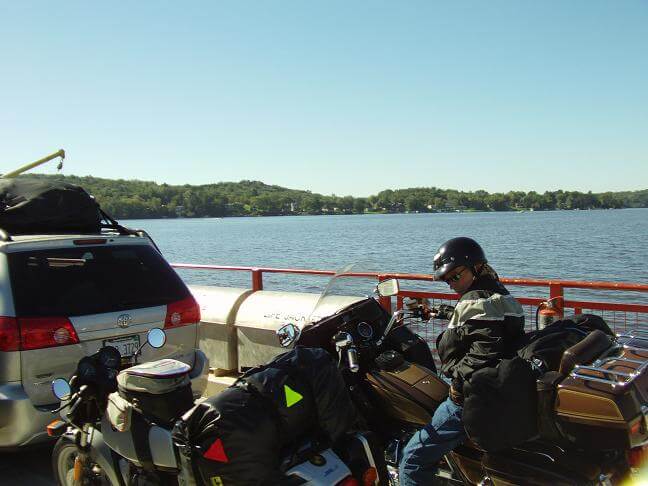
[19,317,80,350]
[336,477,360,486]
[0,317,20,352]
[165,295,201,329]
[628,445,648,468]
[362,467,378,485]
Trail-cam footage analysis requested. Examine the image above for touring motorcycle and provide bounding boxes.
[48,328,377,485]
[277,263,648,485]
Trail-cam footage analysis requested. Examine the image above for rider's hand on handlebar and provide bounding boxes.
[430,303,455,321]
[403,297,432,321]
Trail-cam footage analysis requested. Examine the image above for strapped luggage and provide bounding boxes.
[0,179,103,234]
[179,346,358,486]
[518,314,615,372]
[117,359,195,425]
[463,357,539,452]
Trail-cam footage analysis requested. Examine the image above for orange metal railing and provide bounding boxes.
[171,263,648,334]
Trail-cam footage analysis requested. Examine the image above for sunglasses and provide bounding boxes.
[444,268,466,283]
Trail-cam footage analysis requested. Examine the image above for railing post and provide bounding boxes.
[377,275,392,314]
[251,269,263,291]
[549,283,564,318]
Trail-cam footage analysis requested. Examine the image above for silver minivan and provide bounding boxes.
[0,233,206,449]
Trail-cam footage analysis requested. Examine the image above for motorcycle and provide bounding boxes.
[276,263,648,485]
[49,328,378,486]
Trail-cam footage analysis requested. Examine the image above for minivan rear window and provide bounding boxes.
[9,244,189,317]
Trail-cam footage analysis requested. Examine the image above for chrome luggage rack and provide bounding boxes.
[569,329,648,389]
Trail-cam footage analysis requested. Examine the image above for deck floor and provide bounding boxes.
[1,443,55,485]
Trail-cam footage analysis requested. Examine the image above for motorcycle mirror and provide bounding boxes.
[147,328,166,349]
[277,323,300,348]
[52,379,71,401]
[376,279,400,297]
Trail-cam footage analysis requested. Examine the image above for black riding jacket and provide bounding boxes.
[437,276,525,392]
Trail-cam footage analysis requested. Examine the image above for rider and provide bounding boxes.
[399,237,525,485]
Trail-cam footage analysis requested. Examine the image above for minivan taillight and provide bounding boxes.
[0,317,20,352]
[165,295,201,329]
[19,317,80,350]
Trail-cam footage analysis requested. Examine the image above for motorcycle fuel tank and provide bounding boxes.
[366,360,448,426]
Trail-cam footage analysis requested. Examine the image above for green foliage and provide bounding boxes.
[18,174,647,219]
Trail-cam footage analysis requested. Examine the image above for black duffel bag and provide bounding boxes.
[462,357,538,452]
[178,347,358,486]
[0,179,102,234]
[240,346,359,444]
[518,313,614,372]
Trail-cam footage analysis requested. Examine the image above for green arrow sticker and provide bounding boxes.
[284,384,303,407]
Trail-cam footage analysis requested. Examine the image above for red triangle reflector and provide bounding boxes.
[204,438,229,463]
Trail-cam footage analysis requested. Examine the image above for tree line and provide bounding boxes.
[22,174,648,219]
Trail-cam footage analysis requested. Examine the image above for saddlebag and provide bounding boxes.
[107,391,134,432]
[463,357,539,452]
[117,359,194,425]
[179,346,358,486]
[554,332,648,451]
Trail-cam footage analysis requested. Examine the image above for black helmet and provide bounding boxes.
[433,237,487,280]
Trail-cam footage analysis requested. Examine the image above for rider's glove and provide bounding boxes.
[431,304,455,321]
[403,297,432,321]
[449,378,464,405]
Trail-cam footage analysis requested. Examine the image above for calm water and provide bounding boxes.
[125,208,648,307]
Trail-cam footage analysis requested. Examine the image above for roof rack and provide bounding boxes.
[0,210,161,254]
[568,329,648,389]
[98,210,162,254]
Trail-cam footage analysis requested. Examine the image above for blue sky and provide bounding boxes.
[1,1,646,197]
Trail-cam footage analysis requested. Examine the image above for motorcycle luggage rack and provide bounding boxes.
[615,330,648,357]
[570,354,648,389]
[568,330,648,388]
[617,330,648,340]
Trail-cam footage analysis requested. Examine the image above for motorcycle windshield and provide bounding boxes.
[307,262,384,325]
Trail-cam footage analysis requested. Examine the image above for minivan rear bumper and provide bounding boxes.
[0,383,56,450]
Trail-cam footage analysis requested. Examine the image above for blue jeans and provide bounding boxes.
[398,397,467,485]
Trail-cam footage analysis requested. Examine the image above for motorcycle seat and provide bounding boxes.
[558,330,613,375]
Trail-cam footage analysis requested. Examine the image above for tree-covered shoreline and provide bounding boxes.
[22,174,648,219]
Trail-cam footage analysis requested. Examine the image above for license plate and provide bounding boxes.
[103,335,140,357]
